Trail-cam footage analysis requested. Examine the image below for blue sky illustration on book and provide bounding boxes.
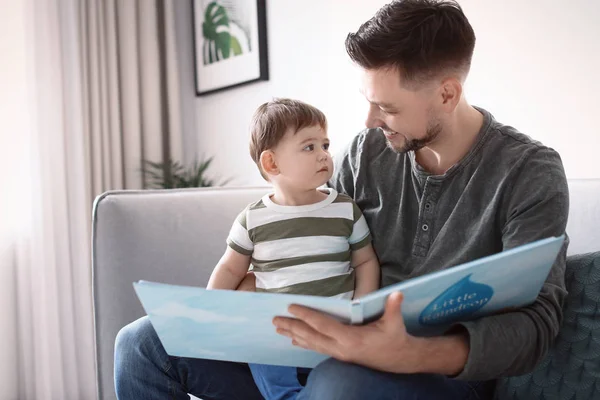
[136,283,352,366]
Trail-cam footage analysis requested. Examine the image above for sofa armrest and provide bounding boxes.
[92,187,270,400]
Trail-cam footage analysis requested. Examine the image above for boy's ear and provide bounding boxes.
[260,150,279,177]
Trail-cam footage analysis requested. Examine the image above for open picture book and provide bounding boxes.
[134,235,565,368]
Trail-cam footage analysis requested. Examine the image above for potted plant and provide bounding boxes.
[142,157,230,189]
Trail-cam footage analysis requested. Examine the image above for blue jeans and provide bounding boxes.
[114,317,495,400]
[249,364,311,400]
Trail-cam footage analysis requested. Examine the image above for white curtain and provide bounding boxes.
[81,0,183,193]
[0,0,184,398]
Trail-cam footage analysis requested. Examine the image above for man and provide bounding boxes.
[114,1,569,399]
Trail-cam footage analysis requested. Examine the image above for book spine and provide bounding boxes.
[350,300,363,325]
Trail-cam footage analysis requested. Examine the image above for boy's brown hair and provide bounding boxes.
[249,98,327,180]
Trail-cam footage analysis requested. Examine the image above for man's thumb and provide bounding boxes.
[382,292,404,321]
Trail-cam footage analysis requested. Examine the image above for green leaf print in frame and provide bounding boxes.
[203,2,232,64]
[201,1,253,64]
[193,0,269,95]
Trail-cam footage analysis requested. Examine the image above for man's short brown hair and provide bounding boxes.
[249,98,327,180]
[345,0,476,87]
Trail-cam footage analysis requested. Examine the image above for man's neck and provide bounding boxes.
[414,103,484,175]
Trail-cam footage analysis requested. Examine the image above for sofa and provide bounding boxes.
[92,180,600,400]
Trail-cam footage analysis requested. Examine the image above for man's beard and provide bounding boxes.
[384,120,443,153]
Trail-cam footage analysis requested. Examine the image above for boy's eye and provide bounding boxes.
[303,144,314,151]
[323,143,330,150]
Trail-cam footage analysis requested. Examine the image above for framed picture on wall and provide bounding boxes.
[192,0,269,96]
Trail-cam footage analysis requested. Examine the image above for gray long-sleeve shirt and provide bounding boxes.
[329,107,569,382]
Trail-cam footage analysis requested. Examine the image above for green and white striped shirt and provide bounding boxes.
[226,188,372,299]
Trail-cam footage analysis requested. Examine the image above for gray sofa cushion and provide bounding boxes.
[496,252,600,399]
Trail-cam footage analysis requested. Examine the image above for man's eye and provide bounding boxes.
[323,143,330,150]
[303,144,314,151]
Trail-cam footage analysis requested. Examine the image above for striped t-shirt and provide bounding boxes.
[226,188,372,299]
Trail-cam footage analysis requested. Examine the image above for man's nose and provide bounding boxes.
[365,106,384,129]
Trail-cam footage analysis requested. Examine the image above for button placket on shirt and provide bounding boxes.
[412,178,439,257]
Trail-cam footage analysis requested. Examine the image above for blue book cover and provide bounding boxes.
[133,235,564,368]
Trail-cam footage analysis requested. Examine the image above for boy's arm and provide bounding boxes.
[207,247,252,290]
[352,243,380,298]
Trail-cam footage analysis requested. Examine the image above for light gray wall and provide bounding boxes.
[177,0,600,186]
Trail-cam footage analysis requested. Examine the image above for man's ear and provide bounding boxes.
[260,150,279,177]
[439,77,462,112]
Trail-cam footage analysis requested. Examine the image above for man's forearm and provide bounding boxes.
[410,332,470,376]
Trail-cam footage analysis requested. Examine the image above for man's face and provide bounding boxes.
[360,67,443,153]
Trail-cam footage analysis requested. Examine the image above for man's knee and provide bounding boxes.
[115,317,149,353]
[114,316,161,372]
[301,358,461,400]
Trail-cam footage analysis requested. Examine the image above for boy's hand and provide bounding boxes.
[236,272,256,292]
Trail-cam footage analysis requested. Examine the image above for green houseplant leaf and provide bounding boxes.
[142,158,230,189]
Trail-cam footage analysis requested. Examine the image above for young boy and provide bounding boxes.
[207,98,380,400]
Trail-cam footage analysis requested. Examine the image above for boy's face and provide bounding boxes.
[271,125,333,191]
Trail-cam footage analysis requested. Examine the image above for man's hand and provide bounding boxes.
[236,271,256,292]
[272,292,469,376]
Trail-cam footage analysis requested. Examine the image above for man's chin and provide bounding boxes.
[386,138,425,154]
[385,137,409,153]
